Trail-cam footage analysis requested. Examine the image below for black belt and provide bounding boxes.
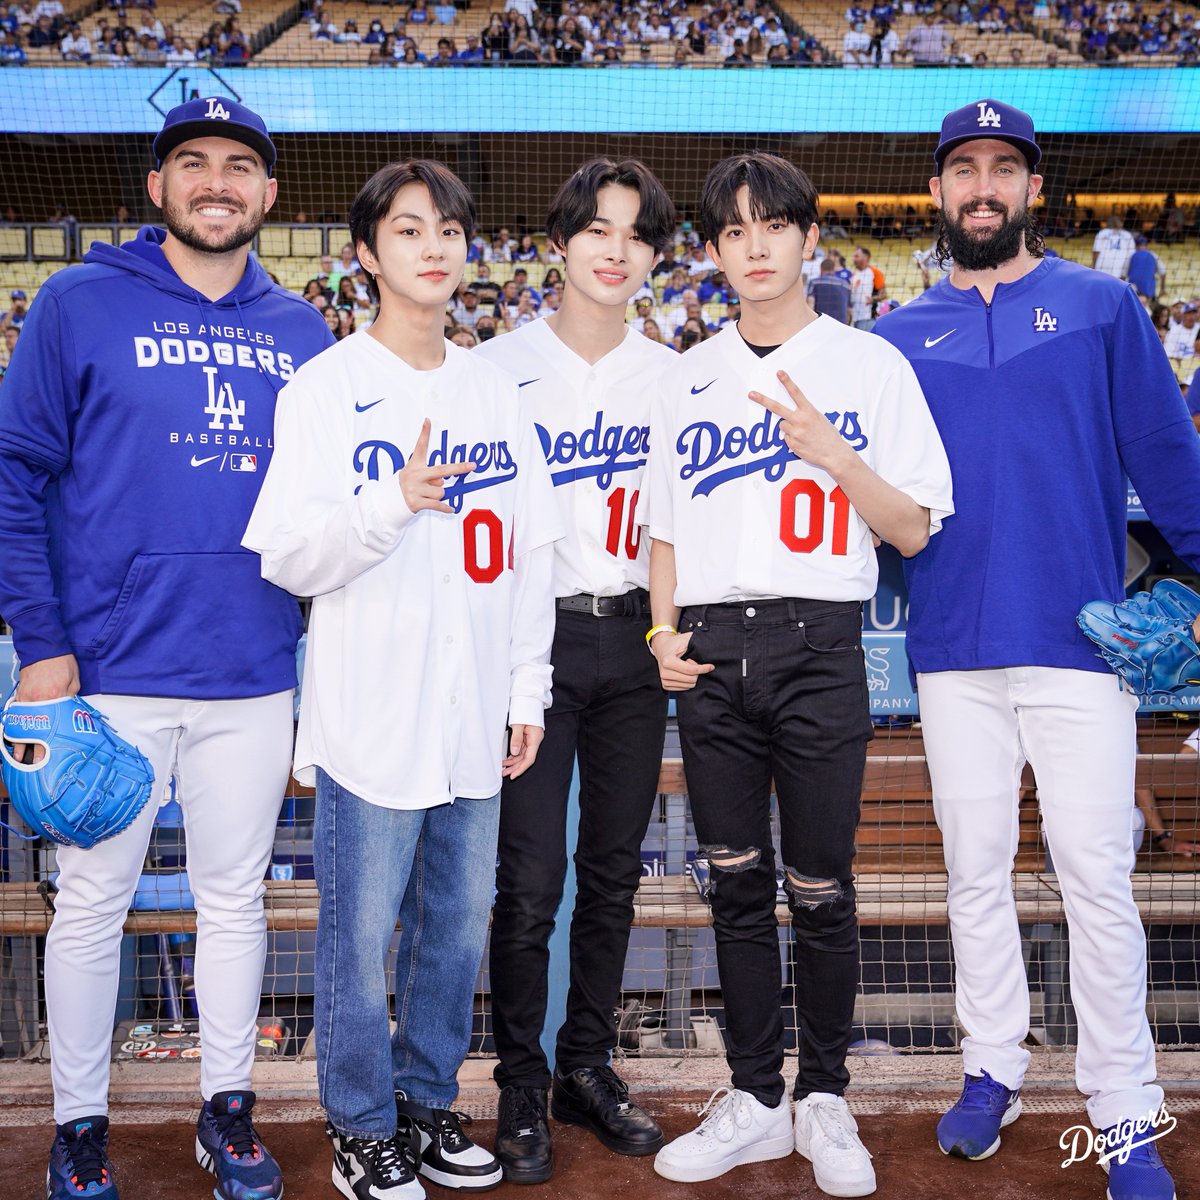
[557,589,651,618]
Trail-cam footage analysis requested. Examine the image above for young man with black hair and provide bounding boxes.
[643,152,953,1195]
[244,160,561,1200]
[474,157,676,1184]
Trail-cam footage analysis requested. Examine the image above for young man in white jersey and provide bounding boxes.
[643,152,953,1197]
[474,158,676,1183]
[243,161,561,1200]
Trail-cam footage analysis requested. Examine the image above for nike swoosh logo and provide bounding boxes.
[691,379,717,394]
[518,378,540,388]
[190,454,219,467]
[355,398,385,412]
[924,329,956,348]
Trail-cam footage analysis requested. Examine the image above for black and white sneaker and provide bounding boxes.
[394,1093,502,1192]
[327,1122,425,1200]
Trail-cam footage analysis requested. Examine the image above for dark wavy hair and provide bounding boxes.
[699,152,820,246]
[350,160,476,302]
[546,157,676,255]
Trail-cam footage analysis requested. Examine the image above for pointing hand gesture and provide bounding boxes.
[399,418,476,515]
[749,371,853,476]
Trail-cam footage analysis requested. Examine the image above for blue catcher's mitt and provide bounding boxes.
[0,697,154,848]
[1077,580,1200,699]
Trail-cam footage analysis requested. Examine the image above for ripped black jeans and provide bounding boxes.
[676,599,873,1108]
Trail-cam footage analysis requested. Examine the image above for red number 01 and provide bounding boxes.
[778,480,850,556]
[464,509,504,583]
[604,487,642,560]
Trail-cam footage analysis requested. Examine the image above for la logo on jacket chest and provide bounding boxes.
[1032,307,1058,333]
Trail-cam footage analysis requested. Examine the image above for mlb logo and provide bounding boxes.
[72,708,98,735]
[230,455,258,473]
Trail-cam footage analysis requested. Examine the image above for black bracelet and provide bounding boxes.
[1152,830,1174,846]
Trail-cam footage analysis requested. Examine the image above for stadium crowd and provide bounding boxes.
[2,212,1197,384]
[2,0,1197,66]
[0,0,254,65]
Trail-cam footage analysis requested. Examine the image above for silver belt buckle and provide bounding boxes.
[591,593,606,617]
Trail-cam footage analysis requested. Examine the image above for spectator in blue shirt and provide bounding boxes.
[1127,235,1164,300]
[0,27,26,60]
[807,257,852,323]
[1186,371,1200,432]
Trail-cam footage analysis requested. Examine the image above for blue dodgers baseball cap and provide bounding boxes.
[934,99,1041,173]
[153,97,277,176]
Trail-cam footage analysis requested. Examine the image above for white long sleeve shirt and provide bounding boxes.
[243,332,562,809]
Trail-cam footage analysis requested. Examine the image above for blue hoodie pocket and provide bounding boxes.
[87,552,301,692]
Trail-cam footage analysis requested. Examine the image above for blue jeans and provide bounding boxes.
[313,768,500,1137]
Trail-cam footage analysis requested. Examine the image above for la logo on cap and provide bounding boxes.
[975,101,1002,128]
[205,99,232,121]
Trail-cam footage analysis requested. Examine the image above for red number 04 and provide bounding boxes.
[604,487,642,560]
[778,480,850,556]
[463,509,505,583]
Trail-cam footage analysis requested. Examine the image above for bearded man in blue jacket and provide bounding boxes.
[876,100,1200,1200]
[0,98,332,1200]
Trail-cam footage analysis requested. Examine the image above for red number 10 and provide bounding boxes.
[778,480,850,556]
[604,487,642,560]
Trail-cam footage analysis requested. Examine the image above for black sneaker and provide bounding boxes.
[550,1065,664,1156]
[494,1086,552,1185]
[327,1123,424,1200]
[394,1092,503,1192]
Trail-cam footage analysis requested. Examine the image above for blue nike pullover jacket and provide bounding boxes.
[0,227,334,698]
[874,256,1200,675]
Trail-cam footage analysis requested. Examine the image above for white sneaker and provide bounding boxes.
[794,1093,876,1197]
[653,1087,795,1183]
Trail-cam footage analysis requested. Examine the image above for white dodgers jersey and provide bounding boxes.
[475,319,676,597]
[642,318,954,606]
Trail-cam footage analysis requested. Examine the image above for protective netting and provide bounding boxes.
[1,41,1199,1070]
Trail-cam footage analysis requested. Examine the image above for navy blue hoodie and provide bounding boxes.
[0,228,334,698]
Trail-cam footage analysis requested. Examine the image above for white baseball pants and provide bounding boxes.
[44,692,293,1123]
[916,667,1162,1130]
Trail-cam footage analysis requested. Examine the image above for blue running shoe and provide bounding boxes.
[1102,1128,1175,1200]
[47,1115,118,1199]
[936,1071,1022,1161]
[195,1090,283,1200]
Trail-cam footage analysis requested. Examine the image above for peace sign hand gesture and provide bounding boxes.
[400,418,477,514]
[749,370,853,476]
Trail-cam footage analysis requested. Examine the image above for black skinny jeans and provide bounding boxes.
[489,607,669,1089]
[677,598,873,1108]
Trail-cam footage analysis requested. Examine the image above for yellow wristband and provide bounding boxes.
[645,623,677,651]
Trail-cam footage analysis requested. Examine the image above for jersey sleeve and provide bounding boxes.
[1109,288,1200,573]
[0,285,79,666]
[242,370,418,597]
[640,375,676,544]
[867,357,955,534]
[507,409,562,728]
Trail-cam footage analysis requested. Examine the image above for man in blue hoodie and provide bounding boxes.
[875,100,1200,1200]
[0,98,332,1200]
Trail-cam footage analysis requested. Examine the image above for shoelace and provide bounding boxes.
[694,1088,753,1144]
[215,1109,262,1161]
[432,1110,473,1153]
[808,1100,867,1155]
[586,1066,633,1117]
[503,1089,547,1139]
[63,1127,110,1192]
[958,1075,1012,1116]
[354,1135,411,1183]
